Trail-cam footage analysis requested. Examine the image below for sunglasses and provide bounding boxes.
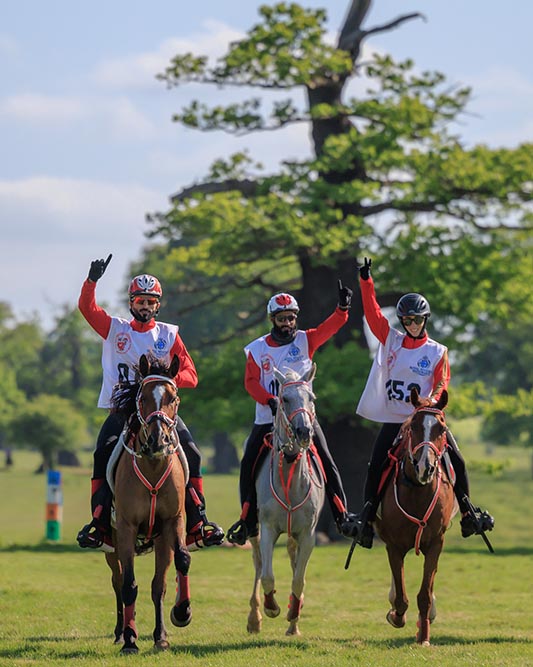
[274,314,297,323]
[402,315,425,326]
[132,296,159,306]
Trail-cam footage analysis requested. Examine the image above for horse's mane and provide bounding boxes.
[110,356,174,417]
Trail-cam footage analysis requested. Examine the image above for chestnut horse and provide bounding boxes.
[247,364,325,637]
[104,353,191,654]
[374,388,456,646]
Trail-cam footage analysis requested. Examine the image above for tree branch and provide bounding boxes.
[171,178,258,203]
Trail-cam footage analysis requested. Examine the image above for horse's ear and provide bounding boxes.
[434,389,448,411]
[273,366,285,385]
[169,354,180,379]
[410,386,420,407]
[139,354,150,378]
[305,363,317,383]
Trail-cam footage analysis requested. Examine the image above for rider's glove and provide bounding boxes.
[88,254,112,282]
[337,279,352,310]
[267,397,279,416]
[358,257,372,281]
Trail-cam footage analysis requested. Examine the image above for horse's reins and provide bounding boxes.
[394,406,447,555]
[123,374,180,540]
[269,380,322,536]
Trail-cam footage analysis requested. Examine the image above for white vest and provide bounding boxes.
[98,318,179,408]
[357,327,446,423]
[245,331,311,424]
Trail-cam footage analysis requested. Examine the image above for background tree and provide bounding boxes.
[138,1,533,525]
[7,394,87,471]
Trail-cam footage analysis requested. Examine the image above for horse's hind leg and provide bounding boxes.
[152,539,173,650]
[105,552,124,644]
[385,545,408,629]
[416,540,443,646]
[247,535,263,633]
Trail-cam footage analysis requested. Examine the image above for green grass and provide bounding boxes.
[0,440,532,667]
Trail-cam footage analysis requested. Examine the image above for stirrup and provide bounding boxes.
[461,508,495,538]
[226,519,249,546]
[77,520,114,553]
[337,512,358,538]
[187,521,225,550]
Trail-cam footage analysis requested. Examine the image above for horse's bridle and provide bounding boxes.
[406,406,447,470]
[131,374,181,457]
[274,380,316,456]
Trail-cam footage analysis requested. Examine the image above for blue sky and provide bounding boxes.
[2,1,532,330]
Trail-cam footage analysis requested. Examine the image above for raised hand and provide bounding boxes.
[88,254,112,282]
[337,279,353,310]
[358,257,372,281]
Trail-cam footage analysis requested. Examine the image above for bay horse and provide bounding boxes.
[104,353,192,654]
[247,364,326,637]
[374,387,456,646]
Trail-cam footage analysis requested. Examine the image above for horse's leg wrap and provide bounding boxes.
[287,593,303,622]
[174,544,191,577]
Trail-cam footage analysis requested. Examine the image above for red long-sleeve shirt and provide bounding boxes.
[78,279,197,388]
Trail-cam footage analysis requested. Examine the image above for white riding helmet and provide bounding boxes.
[267,293,299,317]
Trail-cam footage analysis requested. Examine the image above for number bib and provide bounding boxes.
[357,328,446,423]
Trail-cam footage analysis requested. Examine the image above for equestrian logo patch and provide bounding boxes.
[261,355,273,373]
[115,333,132,354]
[286,344,304,363]
[410,355,432,377]
[153,337,168,357]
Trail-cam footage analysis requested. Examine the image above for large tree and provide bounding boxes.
[142,1,532,524]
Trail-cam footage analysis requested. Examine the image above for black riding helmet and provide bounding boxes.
[396,293,431,338]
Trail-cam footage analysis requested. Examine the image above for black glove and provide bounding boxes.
[88,254,112,282]
[267,397,279,416]
[358,257,372,281]
[337,279,353,310]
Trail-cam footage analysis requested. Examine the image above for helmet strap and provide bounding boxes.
[401,320,428,340]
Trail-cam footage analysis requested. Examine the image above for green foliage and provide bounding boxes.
[481,389,533,446]
[7,394,88,469]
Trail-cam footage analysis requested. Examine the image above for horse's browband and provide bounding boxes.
[141,374,177,387]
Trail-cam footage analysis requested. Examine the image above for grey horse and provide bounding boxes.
[247,363,326,636]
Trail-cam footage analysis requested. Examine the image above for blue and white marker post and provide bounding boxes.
[46,470,63,541]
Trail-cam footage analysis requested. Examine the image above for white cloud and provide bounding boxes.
[468,66,533,112]
[91,20,244,89]
[0,93,85,124]
[1,176,169,328]
[0,92,155,140]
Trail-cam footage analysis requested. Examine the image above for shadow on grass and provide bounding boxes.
[0,542,84,554]
[1,633,531,660]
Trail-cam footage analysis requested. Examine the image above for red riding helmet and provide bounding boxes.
[267,293,299,317]
[128,274,163,300]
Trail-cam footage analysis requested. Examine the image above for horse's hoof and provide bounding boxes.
[113,633,123,645]
[154,639,170,651]
[285,625,301,636]
[171,601,192,627]
[247,622,261,634]
[120,645,139,655]
[264,606,280,618]
[386,609,406,628]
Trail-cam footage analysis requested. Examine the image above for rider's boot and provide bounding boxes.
[343,500,376,549]
[227,500,259,546]
[77,478,114,552]
[329,493,358,539]
[185,478,225,550]
[459,496,495,538]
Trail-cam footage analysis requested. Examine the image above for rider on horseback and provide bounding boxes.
[227,282,357,545]
[76,254,224,553]
[344,258,494,548]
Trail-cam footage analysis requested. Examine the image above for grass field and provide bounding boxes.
[0,435,531,667]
